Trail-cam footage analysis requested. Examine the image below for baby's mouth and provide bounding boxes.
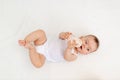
[80,46,82,50]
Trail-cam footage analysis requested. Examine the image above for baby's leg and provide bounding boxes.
[28,46,46,68]
[19,29,47,46]
[19,29,47,68]
[25,29,47,46]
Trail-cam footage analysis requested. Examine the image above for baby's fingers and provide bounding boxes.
[66,32,72,35]
[65,32,72,39]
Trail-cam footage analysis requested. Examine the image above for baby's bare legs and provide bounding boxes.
[19,29,47,68]
[28,44,46,68]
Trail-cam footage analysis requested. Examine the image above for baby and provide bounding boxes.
[18,29,99,68]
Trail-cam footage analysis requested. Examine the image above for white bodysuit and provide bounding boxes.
[36,37,67,62]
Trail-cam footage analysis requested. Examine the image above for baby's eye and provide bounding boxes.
[87,48,90,51]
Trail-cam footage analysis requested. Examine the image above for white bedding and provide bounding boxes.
[0,0,120,80]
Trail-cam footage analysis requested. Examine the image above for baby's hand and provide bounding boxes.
[59,32,72,40]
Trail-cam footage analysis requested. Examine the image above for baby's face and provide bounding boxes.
[76,36,97,55]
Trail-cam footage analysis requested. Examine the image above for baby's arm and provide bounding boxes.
[64,40,78,61]
[59,32,72,40]
[64,48,77,61]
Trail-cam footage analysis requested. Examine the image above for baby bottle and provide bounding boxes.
[68,34,82,48]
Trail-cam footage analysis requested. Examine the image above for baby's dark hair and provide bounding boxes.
[86,35,99,51]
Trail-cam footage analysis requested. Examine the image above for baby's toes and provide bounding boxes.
[18,40,25,46]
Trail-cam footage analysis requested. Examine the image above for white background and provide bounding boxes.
[0,0,120,80]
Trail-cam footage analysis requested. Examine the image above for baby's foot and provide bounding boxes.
[18,40,26,46]
[25,43,34,50]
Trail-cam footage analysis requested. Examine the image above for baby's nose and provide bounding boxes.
[82,43,88,49]
[82,44,85,48]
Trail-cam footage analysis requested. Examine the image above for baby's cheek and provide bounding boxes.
[82,49,87,54]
